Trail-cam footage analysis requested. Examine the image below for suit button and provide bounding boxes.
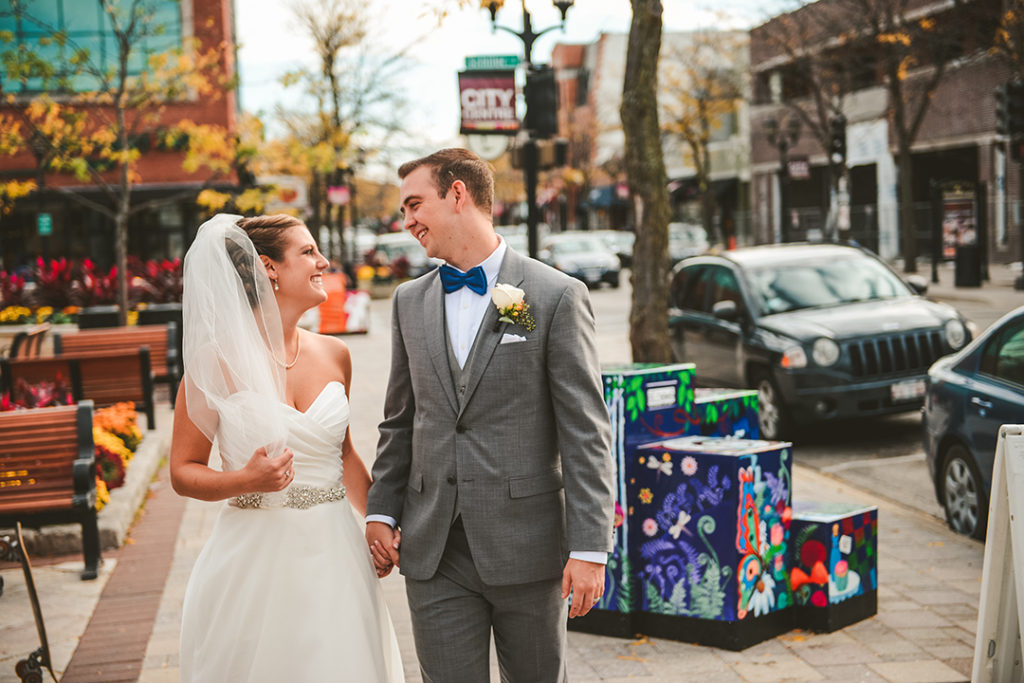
[455,425,467,434]
[446,476,457,485]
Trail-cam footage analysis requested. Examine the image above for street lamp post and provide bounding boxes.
[764,114,801,243]
[482,0,573,258]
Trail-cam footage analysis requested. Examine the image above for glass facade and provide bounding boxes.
[0,0,182,93]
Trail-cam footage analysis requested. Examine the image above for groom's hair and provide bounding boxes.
[398,148,493,215]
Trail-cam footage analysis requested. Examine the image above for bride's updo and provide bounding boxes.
[228,214,305,307]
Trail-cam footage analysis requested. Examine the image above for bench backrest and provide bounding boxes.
[0,402,95,514]
[2,349,153,407]
[54,324,178,379]
[8,323,51,360]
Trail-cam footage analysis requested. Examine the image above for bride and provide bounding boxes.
[169,213,404,682]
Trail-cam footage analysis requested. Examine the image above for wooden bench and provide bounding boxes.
[0,402,101,580]
[53,323,180,406]
[1,349,156,428]
[8,323,51,359]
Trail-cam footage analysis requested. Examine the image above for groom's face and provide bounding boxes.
[400,165,457,262]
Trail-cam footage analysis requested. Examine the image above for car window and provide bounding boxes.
[980,319,1024,387]
[707,266,743,312]
[747,254,910,315]
[672,265,710,312]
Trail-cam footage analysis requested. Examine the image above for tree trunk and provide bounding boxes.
[897,140,917,272]
[622,0,672,363]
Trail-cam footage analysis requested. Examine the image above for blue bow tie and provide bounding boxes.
[439,264,488,295]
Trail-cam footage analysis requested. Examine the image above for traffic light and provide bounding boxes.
[995,83,1009,137]
[524,65,558,139]
[828,114,846,164]
[1009,80,1024,138]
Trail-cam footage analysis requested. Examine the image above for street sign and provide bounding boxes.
[465,54,519,70]
[458,70,519,135]
[37,213,52,236]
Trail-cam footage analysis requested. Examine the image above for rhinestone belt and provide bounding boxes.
[230,485,347,510]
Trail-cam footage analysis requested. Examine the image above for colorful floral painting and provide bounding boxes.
[630,437,793,622]
[789,503,878,610]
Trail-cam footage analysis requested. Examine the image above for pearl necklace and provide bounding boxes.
[271,334,301,369]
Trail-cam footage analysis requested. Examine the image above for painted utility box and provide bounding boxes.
[788,501,878,632]
[587,363,697,636]
[628,436,795,650]
[694,388,759,439]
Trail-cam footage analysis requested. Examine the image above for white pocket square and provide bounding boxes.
[500,333,527,344]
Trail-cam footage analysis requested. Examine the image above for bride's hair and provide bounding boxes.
[236,214,304,260]
[229,214,305,307]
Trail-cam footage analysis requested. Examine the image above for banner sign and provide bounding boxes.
[941,189,976,259]
[459,70,518,136]
[327,185,351,206]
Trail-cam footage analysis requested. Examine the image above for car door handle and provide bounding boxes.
[971,397,993,410]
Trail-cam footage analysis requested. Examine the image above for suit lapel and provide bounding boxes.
[423,274,459,414]
[458,248,527,418]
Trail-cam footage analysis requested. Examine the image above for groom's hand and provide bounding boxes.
[366,522,401,576]
[562,558,605,618]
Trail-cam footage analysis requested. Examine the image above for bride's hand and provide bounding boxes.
[242,446,295,492]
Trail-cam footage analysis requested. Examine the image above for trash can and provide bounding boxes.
[954,245,981,287]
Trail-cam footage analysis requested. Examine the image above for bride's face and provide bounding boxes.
[271,225,330,309]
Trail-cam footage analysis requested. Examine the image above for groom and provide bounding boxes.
[366,148,614,682]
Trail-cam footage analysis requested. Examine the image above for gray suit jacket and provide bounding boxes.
[368,247,615,586]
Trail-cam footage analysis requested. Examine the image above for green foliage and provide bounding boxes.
[690,558,726,619]
[669,577,689,614]
[645,581,673,615]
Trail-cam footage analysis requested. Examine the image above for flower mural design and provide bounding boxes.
[748,572,777,617]
[643,518,659,536]
[681,456,698,476]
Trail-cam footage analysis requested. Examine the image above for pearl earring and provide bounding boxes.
[272,279,279,291]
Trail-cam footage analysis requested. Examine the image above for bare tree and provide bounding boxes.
[662,30,746,245]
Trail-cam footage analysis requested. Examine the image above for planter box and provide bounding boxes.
[787,501,878,632]
[628,436,795,650]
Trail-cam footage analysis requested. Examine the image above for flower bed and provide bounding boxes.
[0,256,182,324]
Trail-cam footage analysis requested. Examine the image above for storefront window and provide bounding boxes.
[0,0,182,94]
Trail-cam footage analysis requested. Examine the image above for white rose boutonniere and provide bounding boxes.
[492,283,536,332]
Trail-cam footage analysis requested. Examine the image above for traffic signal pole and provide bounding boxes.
[489,3,565,259]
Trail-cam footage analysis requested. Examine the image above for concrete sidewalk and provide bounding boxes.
[2,259,1014,682]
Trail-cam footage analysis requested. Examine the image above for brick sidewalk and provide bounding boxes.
[62,465,186,682]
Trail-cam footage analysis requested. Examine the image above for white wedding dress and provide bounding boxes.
[179,381,404,682]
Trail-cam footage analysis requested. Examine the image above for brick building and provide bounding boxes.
[551,30,750,241]
[748,0,1019,266]
[0,0,239,270]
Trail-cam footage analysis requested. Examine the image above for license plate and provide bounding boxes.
[891,378,926,402]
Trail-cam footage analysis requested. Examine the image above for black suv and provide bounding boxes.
[668,244,973,440]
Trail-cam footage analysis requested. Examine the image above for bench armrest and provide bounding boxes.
[71,401,97,509]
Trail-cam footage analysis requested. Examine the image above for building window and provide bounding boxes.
[0,0,182,94]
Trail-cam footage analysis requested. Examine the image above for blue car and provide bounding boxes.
[924,305,1024,539]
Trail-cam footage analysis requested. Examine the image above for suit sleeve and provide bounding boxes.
[367,288,415,521]
[546,279,615,554]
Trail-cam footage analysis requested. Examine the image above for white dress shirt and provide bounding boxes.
[368,236,606,566]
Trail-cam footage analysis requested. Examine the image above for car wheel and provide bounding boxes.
[609,274,620,288]
[940,444,987,539]
[753,371,790,441]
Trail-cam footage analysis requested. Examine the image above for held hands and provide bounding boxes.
[562,558,606,618]
[366,522,401,578]
[242,446,295,492]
